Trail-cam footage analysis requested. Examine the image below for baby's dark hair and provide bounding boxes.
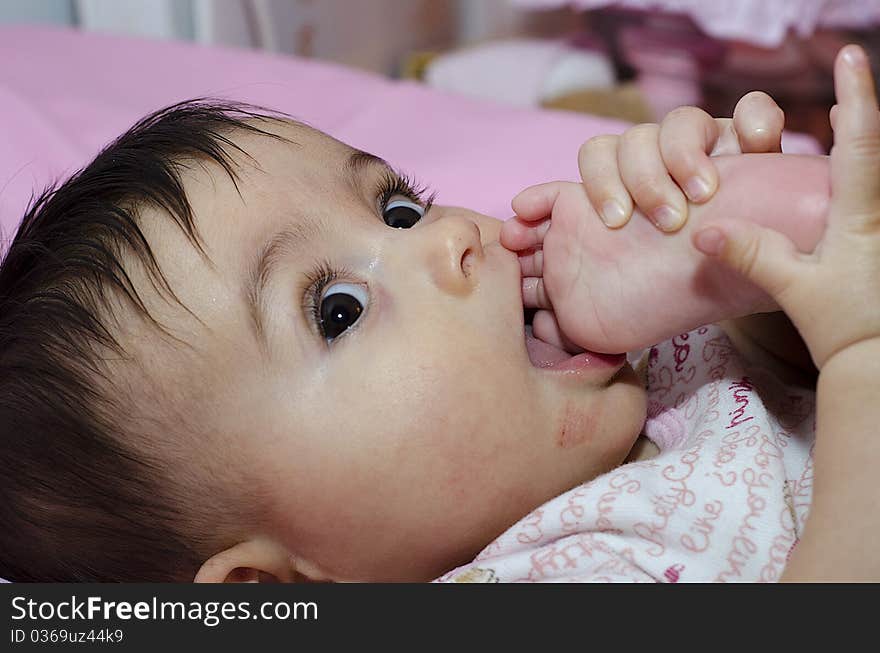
[0,99,285,581]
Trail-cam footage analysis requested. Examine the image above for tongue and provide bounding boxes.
[525,326,574,368]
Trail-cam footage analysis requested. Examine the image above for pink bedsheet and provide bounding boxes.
[0,25,821,242]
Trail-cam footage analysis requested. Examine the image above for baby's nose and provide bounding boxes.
[427,216,484,297]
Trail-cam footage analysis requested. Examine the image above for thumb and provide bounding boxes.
[692,219,801,306]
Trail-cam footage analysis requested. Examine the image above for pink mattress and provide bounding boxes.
[0,25,821,241]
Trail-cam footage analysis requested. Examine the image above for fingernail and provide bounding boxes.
[842,44,867,67]
[684,176,712,202]
[694,227,725,256]
[601,199,627,227]
[652,205,682,231]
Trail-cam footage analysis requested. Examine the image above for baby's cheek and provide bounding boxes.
[403,389,498,480]
[556,399,603,449]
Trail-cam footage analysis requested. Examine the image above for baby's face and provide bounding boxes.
[133,121,647,581]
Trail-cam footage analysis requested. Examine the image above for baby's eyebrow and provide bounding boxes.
[244,147,387,355]
[345,148,388,181]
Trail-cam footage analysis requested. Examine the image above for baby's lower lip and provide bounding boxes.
[524,325,627,374]
[541,350,627,373]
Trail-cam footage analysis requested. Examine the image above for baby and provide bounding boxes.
[0,46,873,582]
[2,102,649,582]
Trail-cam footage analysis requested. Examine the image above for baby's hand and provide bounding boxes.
[574,91,786,232]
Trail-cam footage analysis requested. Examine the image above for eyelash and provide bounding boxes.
[302,259,353,342]
[375,169,436,216]
[302,170,435,342]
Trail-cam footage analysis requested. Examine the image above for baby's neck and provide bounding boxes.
[624,435,659,463]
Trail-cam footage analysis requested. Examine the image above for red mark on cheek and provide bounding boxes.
[557,401,599,449]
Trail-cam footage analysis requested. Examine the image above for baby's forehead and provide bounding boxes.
[235,118,353,170]
[171,118,358,230]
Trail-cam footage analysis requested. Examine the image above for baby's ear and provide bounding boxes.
[193,538,297,583]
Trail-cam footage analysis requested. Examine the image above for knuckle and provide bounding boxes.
[842,132,880,160]
[622,123,659,143]
[580,134,617,156]
[588,133,619,148]
[737,233,763,279]
[627,174,665,203]
[579,135,619,172]
[767,268,796,308]
[660,141,698,172]
[663,106,701,124]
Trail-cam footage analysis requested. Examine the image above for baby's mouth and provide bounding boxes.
[499,241,626,371]
[522,306,628,371]
[523,307,577,368]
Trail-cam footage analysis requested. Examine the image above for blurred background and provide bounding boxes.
[2,0,879,152]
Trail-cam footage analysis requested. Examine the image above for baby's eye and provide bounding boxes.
[319,282,368,341]
[383,198,425,229]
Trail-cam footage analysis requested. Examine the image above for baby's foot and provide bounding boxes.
[503,154,829,354]
[506,180,725,354]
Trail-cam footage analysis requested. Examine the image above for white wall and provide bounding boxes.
[0,0,537,75]
[455,0,524,44]
[0,0,74,25]
[75,0,194,40]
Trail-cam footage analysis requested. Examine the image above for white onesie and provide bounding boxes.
[435,323,815,583]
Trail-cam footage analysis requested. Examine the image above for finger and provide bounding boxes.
[517,248,543,278]
[831,103,880,138]
[618,123,688,231]
[732,91,785,153]
[692,218,804,314]
[577,134,633,227]
[658,106,720,203]
[829,44,880,226]
[511,181,565,222]
[500,216,550,252]
[532,309,585,354]
[522,276,552,310]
